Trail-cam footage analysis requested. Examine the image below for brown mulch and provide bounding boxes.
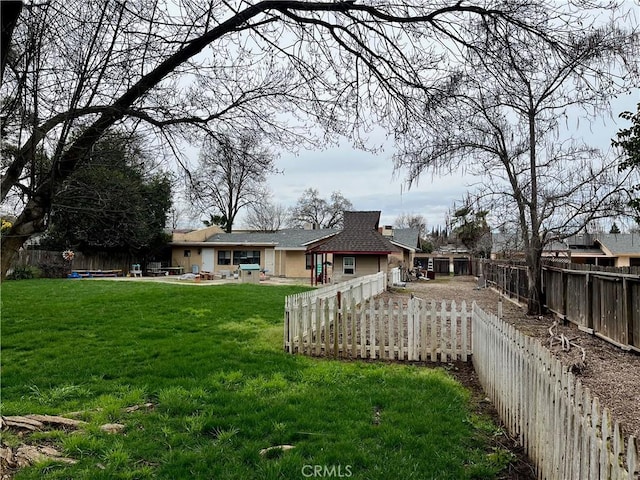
[401,276,640,442]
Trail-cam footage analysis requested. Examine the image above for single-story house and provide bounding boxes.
[565,233,640,267]
[170,227,338,278]
[170,214,420,282]
[307,211,401,284]
[382,225,421,268]
[490,232,640,267]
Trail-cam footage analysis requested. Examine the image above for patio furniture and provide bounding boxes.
[131,264,142,277]
[147,262,164,276]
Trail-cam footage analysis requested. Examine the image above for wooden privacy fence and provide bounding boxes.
[11,249,137,276]
[473,304,639,480]
[480,260,529,304]
[544,266,640,353]
[284,295,472,362]
[477,259,640,352]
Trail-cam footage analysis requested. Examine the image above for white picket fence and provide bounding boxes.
[284,285,640,479]
[284,294,471,362]
[390,266,402,285]
[284,272,386,312]
[472,304,639,480]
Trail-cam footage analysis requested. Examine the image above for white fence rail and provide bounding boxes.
[285,272,386,309]
[285,296,471,362]
[284,287,639,479]
[283,272,387,351]
[472,304,639,480]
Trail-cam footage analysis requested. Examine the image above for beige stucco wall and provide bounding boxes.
[172,246,267,274]
[388,250,412,269]
[284,250,309,278]
[172,247,203,274]
[332,254,388,284]
[616,256,631,267]
[170,226,225,274]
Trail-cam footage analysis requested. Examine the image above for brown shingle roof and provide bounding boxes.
[308,211,400,254]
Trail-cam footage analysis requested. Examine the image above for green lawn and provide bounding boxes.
[1,279,508,479]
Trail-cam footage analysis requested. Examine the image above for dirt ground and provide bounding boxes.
[400,275,640,443]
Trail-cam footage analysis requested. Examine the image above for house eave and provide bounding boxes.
[300,232,339,246]
[169,241,215,247]
[170,241,278,248]
[391,241,416,252]
[311,250,397,255]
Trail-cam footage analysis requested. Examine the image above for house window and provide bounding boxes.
[183,249,191,257]
[233,250,260,265]
[218,250,231,265]
[305,254,313,270]
[343,256,355,275]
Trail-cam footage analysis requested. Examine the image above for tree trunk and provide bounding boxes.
[1,200,48,279]
[0,1,22,83]
[2,231,28,279]
[526,244,545,316]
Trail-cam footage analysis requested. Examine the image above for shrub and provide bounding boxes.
[7,265,40,280]
[37,261,66,278]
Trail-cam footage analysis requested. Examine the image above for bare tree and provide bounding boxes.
[245,196,289,232]
[394,213,427,236]
[289,188,353,229]
[395,8,639,314]
[0,0,598,277]
[189,131,276,232]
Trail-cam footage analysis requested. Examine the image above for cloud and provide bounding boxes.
[266,145,472,228]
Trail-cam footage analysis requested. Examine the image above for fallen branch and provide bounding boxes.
[1,414,86,432]
[548,319,587,363]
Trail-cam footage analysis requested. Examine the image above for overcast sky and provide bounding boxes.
[260,144,472,230]
[233,91,639,231]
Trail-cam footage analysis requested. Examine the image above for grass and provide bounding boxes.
[2,279,509,479]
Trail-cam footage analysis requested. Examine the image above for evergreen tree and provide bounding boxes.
[42,132,172,255]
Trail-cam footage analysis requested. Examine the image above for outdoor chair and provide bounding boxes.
[131,264,142,277]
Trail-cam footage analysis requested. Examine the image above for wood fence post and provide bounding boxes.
[351,296,357,359]
[623,277,631,348]
[461,301,468,362]
[324,297,330,356]
[407,296,415,361]
[562,268,567,319]
[585,273,593,331]
[331,293,338,357]
[284,300,290,352]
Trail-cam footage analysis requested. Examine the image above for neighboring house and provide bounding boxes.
[170,227,338,278]
[489,232,525,260]
[307,211,401,284]
[490,232,640,267]
[566,233,640,267]
[382,226,421,268]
